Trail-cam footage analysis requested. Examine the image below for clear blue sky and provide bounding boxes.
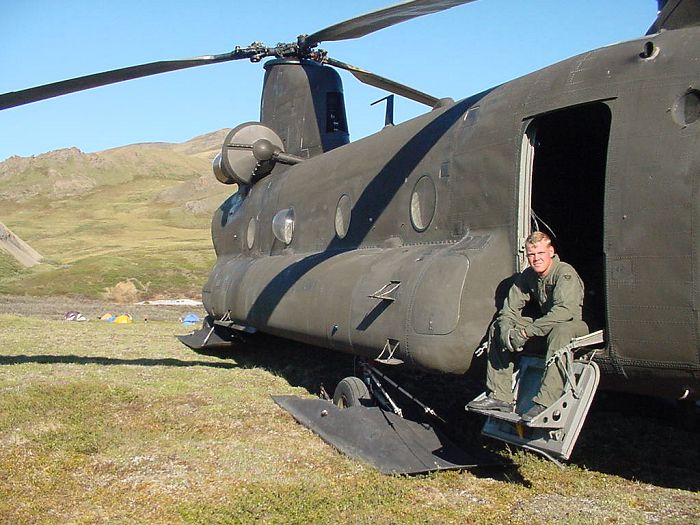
[0,1,658,161]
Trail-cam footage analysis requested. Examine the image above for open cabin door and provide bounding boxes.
[519,102,610,332]
[472,103,612,461]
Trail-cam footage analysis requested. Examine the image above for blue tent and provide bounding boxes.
[181,313,201,327]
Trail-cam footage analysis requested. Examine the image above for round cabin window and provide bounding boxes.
[335,194,352,239]
[246,217,257,249]
[671,89,700,127]
[410,175,437,232]
[272,208,295,245]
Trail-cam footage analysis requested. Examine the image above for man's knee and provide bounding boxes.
[546,321,588,351]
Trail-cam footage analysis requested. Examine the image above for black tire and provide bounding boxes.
[333,376,371,408]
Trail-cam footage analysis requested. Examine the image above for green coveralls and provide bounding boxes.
[487,255,588,407]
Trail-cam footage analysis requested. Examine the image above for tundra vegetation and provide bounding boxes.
[0,311,698,524]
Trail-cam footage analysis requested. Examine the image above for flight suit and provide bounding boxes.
[487,254,588,407]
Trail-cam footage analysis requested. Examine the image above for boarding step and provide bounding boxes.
[467,403,521,423]
[467,330,604,462]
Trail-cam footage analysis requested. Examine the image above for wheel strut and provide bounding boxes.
[357,359,445,424]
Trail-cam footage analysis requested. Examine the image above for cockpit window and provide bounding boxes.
[221,186,247,227]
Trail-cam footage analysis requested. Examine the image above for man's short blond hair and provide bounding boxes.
[525,231,552,247]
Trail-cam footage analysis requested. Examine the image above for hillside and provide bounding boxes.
[0,130,235,300]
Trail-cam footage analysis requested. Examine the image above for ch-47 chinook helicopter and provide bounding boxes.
[2,0,699,471]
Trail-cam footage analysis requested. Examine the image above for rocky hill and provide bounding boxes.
[0,130,236,300]
[0,129,229,202]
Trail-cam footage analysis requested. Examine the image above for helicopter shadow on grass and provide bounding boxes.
[0,354,239,369]
[567,392,700,491]
[196,332,533,485]
[215,319,700,490]
[464,275,700,491]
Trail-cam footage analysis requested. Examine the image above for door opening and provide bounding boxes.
[524,103,610,332]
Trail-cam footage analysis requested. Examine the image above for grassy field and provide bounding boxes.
[0,133,232,300]
[0,181,223,299]
[0,308,698,524]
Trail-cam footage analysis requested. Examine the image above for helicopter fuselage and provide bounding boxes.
[204,26,700,400]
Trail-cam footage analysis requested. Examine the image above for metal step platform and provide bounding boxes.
[468,330,603,463]
[178,314,255,351]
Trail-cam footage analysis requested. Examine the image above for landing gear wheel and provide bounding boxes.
[333,376,371,408]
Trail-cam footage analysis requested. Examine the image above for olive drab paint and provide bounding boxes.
[202,2,700,402]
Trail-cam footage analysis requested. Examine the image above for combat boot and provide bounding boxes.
[467,394,514,413]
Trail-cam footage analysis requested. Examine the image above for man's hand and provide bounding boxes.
[498,325,513,351]
[508,328,528,352]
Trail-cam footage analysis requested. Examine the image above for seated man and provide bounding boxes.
[468,231,588,421]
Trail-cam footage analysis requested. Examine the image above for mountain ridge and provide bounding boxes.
[0,129,230,202]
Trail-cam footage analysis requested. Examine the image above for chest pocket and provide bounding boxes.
[544,284,554,299]
[533,283,554,306]
[528,286,539,302]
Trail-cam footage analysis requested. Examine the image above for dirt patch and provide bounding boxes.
[102,279,149,304]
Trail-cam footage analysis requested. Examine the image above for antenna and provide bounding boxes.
[371,94,395,127]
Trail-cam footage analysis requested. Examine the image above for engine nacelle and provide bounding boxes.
[212,122,285,186]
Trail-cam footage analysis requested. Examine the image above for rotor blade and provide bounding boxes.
[0,50,249,110]
[304,0,477,47]
[325,57,439,108]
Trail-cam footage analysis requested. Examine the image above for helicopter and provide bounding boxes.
[1,0,699,470]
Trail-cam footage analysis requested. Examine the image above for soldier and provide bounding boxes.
[468,231,588,421]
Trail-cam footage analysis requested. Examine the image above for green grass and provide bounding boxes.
[0,248,216,298]
[0,313,698,524]
[0,186,227,299]
[0,138,231,300]
[0,252,25,279]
